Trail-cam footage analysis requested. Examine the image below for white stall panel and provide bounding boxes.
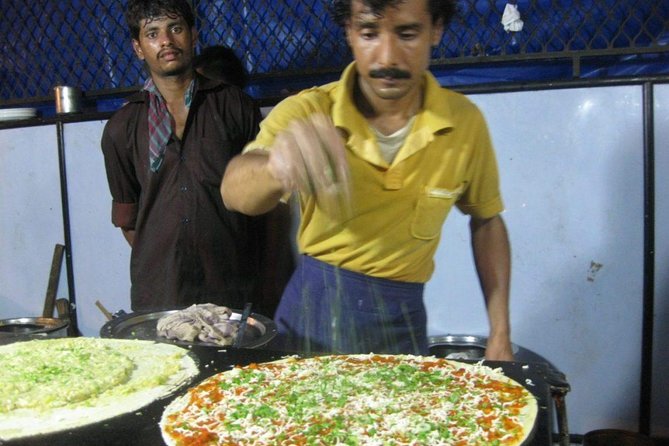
[0,125,65,318]
[425,86,645,435]
[652,83,669,437]
[2,82,663,436]
[63,121,131,336]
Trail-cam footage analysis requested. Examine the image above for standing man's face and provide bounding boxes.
[131,15,196,78]
[345,0,443,102]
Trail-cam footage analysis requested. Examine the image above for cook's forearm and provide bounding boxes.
[470,215,513,360]
[483,290,513,360]
[221,151,285,215]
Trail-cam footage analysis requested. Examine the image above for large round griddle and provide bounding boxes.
[3,346,556,446]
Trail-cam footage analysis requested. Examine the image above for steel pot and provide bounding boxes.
[583,429,655,446]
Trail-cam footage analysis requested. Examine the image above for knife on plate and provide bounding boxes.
[234,302,253,348]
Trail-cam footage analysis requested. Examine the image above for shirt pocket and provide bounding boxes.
[197,137,234,186]
[411,185,464,240]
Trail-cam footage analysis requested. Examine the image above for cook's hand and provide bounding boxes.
[484,333,514,361]
[267,113,351,216]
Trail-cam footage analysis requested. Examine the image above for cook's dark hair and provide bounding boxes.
[194,45,248,88]
[125,0,195,40]
[331,0,457,27]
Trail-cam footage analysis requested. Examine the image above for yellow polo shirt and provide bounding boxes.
[244,63,504,283]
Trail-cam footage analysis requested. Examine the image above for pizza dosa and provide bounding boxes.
[161,353,538,446]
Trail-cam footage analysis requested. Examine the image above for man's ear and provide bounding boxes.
[132,39,145,60]
[431,19,444,47]
[344,20,353,48]
[191,27,198,49]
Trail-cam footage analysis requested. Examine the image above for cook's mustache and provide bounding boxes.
[369,68,411,79]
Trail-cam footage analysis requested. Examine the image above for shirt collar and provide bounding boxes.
[126,73,226,104]
[332,62,454,136]
[331,62,455,167]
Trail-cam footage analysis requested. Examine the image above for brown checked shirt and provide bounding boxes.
[101,76,264,311]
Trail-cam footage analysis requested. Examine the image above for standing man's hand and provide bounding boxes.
[267,113,352,216]
[122,229,135,247]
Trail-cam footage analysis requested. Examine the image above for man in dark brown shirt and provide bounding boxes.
[101,0,264,311]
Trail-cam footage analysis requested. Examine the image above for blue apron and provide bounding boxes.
[273,255,428,355]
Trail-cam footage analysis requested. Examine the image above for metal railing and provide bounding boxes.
[0,0,667,102]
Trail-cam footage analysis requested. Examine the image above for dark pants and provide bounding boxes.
[272,255,428,355]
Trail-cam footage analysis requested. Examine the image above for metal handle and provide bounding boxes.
[42,244,65,318]
[95,300,114,321]
[234,303,253,348]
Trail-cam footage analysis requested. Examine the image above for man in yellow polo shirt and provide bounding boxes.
[221,0,513,360]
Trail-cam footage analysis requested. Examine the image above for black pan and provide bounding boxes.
[99,309,277,349]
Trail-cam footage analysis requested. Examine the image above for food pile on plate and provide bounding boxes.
[156,303,239,346]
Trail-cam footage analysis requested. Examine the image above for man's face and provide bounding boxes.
[345,0,443,102]
[132,14,196,78]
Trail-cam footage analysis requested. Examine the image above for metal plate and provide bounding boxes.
[0,108,37,121]
[428,334,520,360]
[0,317,68,344]
[99,309,277,349]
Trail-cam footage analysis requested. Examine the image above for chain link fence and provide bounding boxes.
[1,0,668,102]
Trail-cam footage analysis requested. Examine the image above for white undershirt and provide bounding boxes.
[371,116,417,164]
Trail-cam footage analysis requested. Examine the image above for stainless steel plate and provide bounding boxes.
[0,107,37,121]
[100,309,277,349]
[428,334,520,360]
[0,317,69,344]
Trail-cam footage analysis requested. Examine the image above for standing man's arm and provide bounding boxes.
[101,117,140,250]
[470,214,514,361]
